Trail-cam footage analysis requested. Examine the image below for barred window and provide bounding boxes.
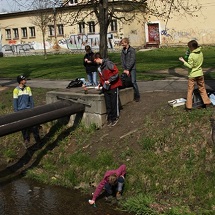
[5,29,11,39]
[78,22,85,34]
[21,27,28,38]
[57,24,64,35]
[88,21,95,33]
[13,28,19,39]
[48,25,55,36]
[110,20,117,32]
[29,27,36,37]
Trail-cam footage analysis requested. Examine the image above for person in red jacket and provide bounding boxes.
[94,52,122,127]
[88,164,126,205]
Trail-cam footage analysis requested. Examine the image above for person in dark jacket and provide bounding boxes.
[121,38,140,102]
[13,75,41,148]
[83,45,98,86]
[94,53,122,126]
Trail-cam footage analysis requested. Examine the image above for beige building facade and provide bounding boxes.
[0,0,214,54]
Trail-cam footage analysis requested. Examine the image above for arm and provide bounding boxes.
[90,179,106,203]
[13,88,18,112]
[126,48,136,71]
[116,164,126,177]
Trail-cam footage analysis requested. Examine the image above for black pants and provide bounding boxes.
[22,126,40,142]
[104,88,120,122]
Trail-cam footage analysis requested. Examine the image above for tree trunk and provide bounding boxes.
[98,0,109,58]
[42,28,47,59]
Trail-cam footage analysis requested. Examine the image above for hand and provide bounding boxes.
[105,80,110,85]
[88,199,95,205]
[123,70,130,76]
[179,57,185,63]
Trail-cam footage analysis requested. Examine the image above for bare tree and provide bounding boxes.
[61,0,200,58]
[30,0,54,59]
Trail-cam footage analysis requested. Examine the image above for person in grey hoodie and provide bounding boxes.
[121,38,140,102]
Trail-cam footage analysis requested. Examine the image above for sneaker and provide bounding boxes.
[111,118,119,127]
[107,120,112,126]
[134,97,140,102]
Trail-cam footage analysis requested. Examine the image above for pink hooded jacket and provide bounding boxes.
[92,164,126,201]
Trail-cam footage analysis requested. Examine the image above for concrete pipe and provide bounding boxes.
[0,100,85,137]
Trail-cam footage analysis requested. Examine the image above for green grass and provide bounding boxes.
[1,46,215,80]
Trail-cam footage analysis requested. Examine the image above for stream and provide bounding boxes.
[0,178,131,215]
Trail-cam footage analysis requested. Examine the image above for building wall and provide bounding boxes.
[146,0,215,46]
[0,7,146,54]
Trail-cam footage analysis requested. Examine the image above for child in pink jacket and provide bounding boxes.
[88,164,126,205]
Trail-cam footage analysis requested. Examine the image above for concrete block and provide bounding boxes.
[46,87,133,127]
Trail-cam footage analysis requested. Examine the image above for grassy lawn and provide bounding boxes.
[0,46,215,81]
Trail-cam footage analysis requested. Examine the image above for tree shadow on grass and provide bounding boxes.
[0,113,83,185]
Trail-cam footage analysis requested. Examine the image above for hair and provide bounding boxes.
[85,45,91,52]
[121,37,130,44]
[93,52,102,59]
[188,40,199,50]
[108,174,118,186]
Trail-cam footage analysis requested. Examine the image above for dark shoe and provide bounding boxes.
[185,107,192,112]
[111,118,119,127]
[134,97,140,102]
[107,120,112,127]
[205,103,214,108]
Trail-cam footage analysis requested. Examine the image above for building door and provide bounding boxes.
[147,23,160,44]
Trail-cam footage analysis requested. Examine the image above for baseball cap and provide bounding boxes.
[17,75,26,83]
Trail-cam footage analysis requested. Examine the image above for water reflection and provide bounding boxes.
[0,179,131,215]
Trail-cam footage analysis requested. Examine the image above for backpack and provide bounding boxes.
[120,73,133,89]
[66,78,83,88]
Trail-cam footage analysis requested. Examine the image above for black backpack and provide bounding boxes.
[66,78,83,88]
[120,73,133,89]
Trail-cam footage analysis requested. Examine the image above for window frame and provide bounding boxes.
[88,21,95,33]
[21,27,28,38]
[5,29,11,40]
[110,20,118,32]
[78,22,85,34]
[29,26,36,38]
[13,28,19,39]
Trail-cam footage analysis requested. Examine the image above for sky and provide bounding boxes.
[0,0,64,12]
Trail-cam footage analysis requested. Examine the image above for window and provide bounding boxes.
[78,22,85,34]
[48,25,55,36]
[13,28,19,39]
[57,24,64,35]
[88,21,95,33]
[110,20,117,32]
[5,29,11,39]
[29,27,36,37]
[21,27,27,38]
[69,0,78,4]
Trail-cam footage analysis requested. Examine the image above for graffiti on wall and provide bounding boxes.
[58,33,115,50]
[161,28,215,45]
[2,33,120,54]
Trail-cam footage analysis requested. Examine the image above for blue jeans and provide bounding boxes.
[104,176,125,195]
[130,69,140,99]
[87,72,97,86]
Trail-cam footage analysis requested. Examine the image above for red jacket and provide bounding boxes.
[92,164,126,201]
[98,58,122,90]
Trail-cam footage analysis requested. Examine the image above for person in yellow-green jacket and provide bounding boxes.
[13,75,41,148]
[179,40,211,110]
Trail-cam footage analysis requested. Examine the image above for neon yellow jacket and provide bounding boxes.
[183,47,203,78]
